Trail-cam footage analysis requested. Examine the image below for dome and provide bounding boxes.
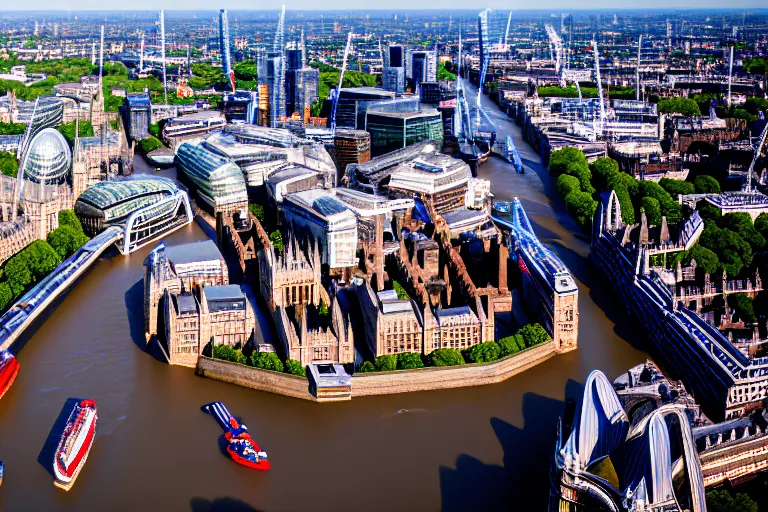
[22,128,72,185]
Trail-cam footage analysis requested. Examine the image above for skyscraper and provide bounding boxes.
[478,9,491,65]
[219,9,232,84]
[383,44,405,94]
[406,50,437,87]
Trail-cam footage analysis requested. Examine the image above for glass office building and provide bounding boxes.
[21,128,71,184]
[175,142,248,213]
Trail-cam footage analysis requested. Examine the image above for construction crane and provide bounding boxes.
[636,35,642,101]
[746,122,768,192]
[330,31,353,134]
[274,5,286,53]
[592,38,606,137]
[727,45,734,108]
[503,11,512,46]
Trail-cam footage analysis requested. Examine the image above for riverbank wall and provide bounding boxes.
[196,341,557,401]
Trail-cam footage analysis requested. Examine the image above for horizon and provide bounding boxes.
[2,4,768,12]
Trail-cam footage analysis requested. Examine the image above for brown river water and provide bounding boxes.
[0,87,647,511]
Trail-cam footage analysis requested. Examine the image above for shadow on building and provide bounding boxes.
[439,382,583,511]
[125,279,167,362]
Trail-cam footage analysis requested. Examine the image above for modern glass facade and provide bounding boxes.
[175,143,248,213]
[21,128,71,184]
[18,97,64,158]
[366,108,444,157]
[74,177,193,254]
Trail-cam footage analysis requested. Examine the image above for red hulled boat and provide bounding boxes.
[53,399,98,491]
[224,418,270,470]
[0,351,20,401]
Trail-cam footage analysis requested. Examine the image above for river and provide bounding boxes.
[0,88,647,511]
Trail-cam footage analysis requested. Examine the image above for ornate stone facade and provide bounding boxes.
[258,230,322,313]
[143,240,229,339]
[164,284,256,367]
[354,279,423,357]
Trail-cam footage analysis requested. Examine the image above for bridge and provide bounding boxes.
[0,226,123,352]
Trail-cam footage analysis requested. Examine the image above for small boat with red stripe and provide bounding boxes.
[0,351,20,401]
[202,402,270,470]
[53,399,98,491]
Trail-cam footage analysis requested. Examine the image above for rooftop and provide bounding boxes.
[205,284,244,302]
[165,240,223,265]
[76,177,177,210]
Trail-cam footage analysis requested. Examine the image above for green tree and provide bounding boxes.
[756,212,768,240]
[47,225,90,259]
[374,354,397,372]
[191,62,225,89]
[728,293,756,323]
[699,224,752,276]
[269,230,283,255]
[0,282,13,311]
[317,300,329,317]
[706,490,758,512]
[248,203,264,221]
[694,175,721,194]
[0,150,18,178]
[212,344,246,364]
[613,185,636,225]
[250,352,284,372]
[148,122,161,138]
[720,212,766,251]
[556,174,581,197]
[589,157,619,191]
[565,161,595,194]
[607,172,640,199]
[497,335,522,357]
[358,361,377,373]
[392,280,409,300]
[684,245,720,276]
[548,147,587,177]
[467,341,501,363]
[284,359,306,377]
[56,120,94,146]
[429,348,465,367]
[233,60,258,81]
[437,61,456,81]
[396,352,425,370]
[518,323,551,348]
[137,136,163,154]
[58,210,84,232]
[0,122,26,135]
[659,178,695,196]
[641,197,662,226]
[564,191,598,231]
[657,97,701,117]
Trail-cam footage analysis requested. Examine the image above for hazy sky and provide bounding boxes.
[4,1,768,10]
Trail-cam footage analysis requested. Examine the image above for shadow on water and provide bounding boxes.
[439,381,583,511]
[125,279,167,363]
[190,497,263,512]
[37,397,83,478]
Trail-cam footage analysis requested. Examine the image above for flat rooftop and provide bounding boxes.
[165,240,223,265]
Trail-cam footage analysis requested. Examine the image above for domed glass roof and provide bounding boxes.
[22,128,71,185]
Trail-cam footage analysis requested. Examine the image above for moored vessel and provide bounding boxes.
[0,351,20,401]
[202,401,270,470]
[53,399,98,491]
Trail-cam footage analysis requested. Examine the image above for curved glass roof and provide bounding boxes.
[77,177,178,210]
[313,196,348,217]
[176,143,247,206]
[22,128,71,184]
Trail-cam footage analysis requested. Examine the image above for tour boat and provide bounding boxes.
[0,351,20,401]
[53,399,98,491]
[202,401,270,470]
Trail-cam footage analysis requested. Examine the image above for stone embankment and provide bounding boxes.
[196,342,556,401]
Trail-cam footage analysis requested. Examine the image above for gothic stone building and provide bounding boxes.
[164,284,256,367]
[144,240,229,339]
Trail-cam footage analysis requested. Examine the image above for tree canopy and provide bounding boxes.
[467,341,501,363]
[250,352,284,372]
[705,490,758,512]
[396,352,425,370]
[641,198,662,226]
[657,97,701,117]
[429,348,464,367]
[0,150,18,178]
[56,121,94,146]
[694,175,721,194]
[284,359,306,377]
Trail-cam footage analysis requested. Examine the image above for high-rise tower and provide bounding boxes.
[219,9,233,88]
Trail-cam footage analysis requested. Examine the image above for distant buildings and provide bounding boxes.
[161,111,226,149]
[218,9,232,81]
[365,100,443,156]
[406,49,437,87]
[220,91,258,124]
[383,44,405,94]
[124,92,151,141]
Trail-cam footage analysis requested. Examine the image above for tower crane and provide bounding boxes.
[330,31,354,134]
[592,38,606,137]
[746,122,768,192]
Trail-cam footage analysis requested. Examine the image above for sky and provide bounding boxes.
[3,2,768,10]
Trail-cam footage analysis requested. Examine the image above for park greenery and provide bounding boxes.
[392,280,409,300]
[0,122,26,135]
[437,61,456,82]
[211,342,308,377]
[657,97,701,117]
[309,62,379,117]
[358,323,552,373]
[537,84,635,100]
[0,210,90,311]
[705,490,758,512]
[0,151,18,178]
[269,230,284,255]
[248,203,265,222]
[56,120,94,146]
[743,57,767,76]
[136,136,163,154]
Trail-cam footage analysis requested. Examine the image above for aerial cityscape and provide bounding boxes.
[0,4,766,511]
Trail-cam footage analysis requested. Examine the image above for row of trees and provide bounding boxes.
[211,344,306,377]
[358,323,552,373]
[0,211,88,312]
[551,147,722,233]
[657,97,701,117]
[537,84,636,100]
[136,136,163,155]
